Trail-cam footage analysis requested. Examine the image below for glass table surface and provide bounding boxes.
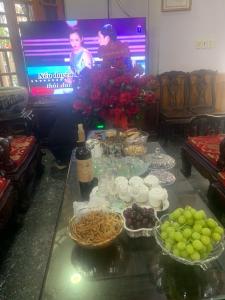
[40,143,225,300]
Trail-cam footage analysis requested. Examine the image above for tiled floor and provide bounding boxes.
[0,151,67,300]
[0,141,224,300]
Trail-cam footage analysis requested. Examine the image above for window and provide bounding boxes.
[0,0,33,87]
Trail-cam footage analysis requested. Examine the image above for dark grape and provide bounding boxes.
[126,218,132,226]
[148,208,155,215]
[130,211,136,219]
[142,218,148,226]
[132,203,139,211]
[142,207,148,215]
[136,222,142,228]
[126,208,132,214]
[123,210,129,218]
[136,214,142,221]
[124,203,157,230]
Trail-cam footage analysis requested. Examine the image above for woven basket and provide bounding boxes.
[69,212,124,249]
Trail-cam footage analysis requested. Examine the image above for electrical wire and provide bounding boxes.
[107,0,110,18]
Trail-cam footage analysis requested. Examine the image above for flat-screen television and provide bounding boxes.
[20,18,147,97]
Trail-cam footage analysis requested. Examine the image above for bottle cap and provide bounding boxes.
[77,123,85,142]
[78,123,83,130]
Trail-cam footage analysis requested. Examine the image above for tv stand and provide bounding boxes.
[30,94,74,108]
[30,95,74,146]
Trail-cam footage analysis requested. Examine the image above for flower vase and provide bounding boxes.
[109,109,128,130]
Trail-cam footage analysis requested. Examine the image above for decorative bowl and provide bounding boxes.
[154,214,225,270]
[69,207,124,249]
[93,155,149,178]
[122,206,159,238]
[144,148,176,170]
[152,198,170,213]
[123,130,149,156]
[149,170,176,186]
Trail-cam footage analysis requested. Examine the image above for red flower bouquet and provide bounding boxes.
[73,66,159,129]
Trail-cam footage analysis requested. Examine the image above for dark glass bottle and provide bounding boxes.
[75,124,94,201]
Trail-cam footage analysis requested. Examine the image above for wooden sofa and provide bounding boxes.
[159,70,218,144]
[0,174,17,231]
[181,114,225,203]
[0,116,43,231]
[0,135,43,231]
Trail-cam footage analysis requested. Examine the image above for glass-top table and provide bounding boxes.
[40,143,225,300]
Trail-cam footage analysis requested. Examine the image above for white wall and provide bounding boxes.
[65,0,225,74]
[159,0,225,73]
[65,0,108,19]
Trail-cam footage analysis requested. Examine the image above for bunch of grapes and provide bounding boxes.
[160,206,224,261]
[123,203,157,230]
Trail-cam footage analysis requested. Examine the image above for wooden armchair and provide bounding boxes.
[181,114,225,178]
[181,114,225,204]
[0,175,17,232]
[159,71,193,144]
[0,144,17,231]
[188,70,217,114]
[0,135,43,214]
[0,104,43,216]
[0,108,35,137]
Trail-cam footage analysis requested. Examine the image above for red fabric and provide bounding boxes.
[10,136,36,167]
[0,177,10,196]
[218,172,225,186]
[188,134,225,165]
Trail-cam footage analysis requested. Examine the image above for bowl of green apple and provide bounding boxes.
[154,206,225,270]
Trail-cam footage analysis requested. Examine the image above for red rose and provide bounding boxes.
[144,92,156,103]
[83,106,92,115]
[91,88,101,101]
[130,87,140,99]
[127,105,140,117]
[72,101,85,111]
[119,92,131,105]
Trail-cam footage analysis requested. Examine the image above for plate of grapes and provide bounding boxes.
[154,206,225,270]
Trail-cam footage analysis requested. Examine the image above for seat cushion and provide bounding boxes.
[0,177,10,197]
[187,134,225,165]
[10,136,36,167]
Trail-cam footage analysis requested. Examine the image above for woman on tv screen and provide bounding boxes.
[64,28,93,89]
[69,28,93,75]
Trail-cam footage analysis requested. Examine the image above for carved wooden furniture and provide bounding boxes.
[0,136,43,213]
[159,71,192,144]
[0,90,43,216]
[188,70,217,114]
[0,176,17,231]
[181,114,225,203]
[159,70,218,144]
[0,109,35,138]
[0,131,43,231]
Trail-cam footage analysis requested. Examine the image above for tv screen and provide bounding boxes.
[20,18,147,97]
